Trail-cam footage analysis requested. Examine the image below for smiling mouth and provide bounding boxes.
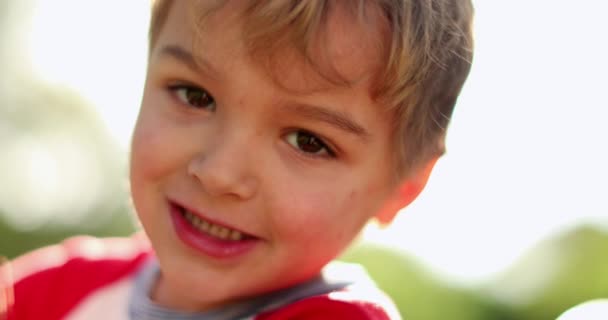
[177,206,253,241]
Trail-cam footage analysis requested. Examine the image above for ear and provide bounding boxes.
[374,158,438,225]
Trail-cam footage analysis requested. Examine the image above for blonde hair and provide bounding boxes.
[149,0,474,177]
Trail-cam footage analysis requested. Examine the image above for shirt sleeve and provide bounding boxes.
[1,235,150,320]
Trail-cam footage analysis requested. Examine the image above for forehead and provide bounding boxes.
[157,1,386,95]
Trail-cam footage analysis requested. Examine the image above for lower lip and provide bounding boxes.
[169,203,258,259]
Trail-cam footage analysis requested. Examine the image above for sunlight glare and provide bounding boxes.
[27,0,149,149]
[0,135,104,231]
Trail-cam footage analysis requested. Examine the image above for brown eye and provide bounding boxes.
[286,130,334,157]
[171,85,216,110]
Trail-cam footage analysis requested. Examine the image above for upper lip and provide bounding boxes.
[169,199,258,238]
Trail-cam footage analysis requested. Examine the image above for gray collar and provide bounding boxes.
[128,259,366,320]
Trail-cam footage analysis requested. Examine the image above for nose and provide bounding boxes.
[187,134,259,200]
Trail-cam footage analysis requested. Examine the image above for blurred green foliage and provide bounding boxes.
[492,226,608,320]
[339,227,608,319]
[0,207,135,259]
[340,244,514,319]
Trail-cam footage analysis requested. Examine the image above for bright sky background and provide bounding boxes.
[14,0,608,284]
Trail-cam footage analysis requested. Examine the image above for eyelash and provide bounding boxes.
[166,83,337,159]
[168,83,216,111]
[285,130,337,159]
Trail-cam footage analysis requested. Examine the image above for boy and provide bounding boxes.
[1,0,473,319]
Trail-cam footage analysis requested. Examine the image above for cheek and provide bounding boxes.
[271,178,391,246]
[130,99,194,183]
[130,115,168,182]
[270,185,367,246]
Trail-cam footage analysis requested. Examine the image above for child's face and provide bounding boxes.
[131,1,399,311]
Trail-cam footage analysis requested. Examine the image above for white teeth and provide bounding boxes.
[200,220,210,232]
[230,230,243,241]
[218,227,229,238]
[182,209,245,241]
[192,216,201,227]
[209,225,219,237]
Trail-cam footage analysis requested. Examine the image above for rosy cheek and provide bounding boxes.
[131,118,178,180]
[271,189,348,240]
[132,128,159,168]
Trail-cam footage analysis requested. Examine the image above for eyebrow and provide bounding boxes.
[159,45,368,138]
[286,104,370,139]
[158,45,219,77]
